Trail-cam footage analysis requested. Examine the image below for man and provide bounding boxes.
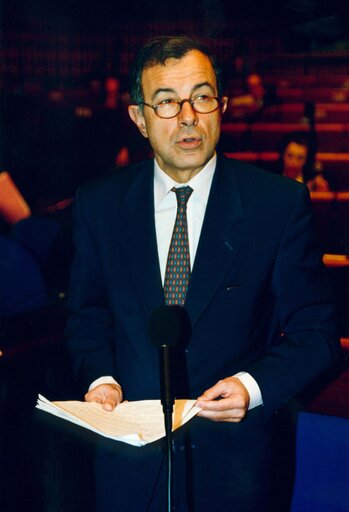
[65,36,340,511]
[229,72,281,122]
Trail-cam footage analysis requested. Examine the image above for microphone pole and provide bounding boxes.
[148,305,182,512]
[160,343,174,512]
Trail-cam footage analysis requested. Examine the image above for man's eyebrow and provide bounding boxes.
[151,88,175,102]
[192,81,216,93]
[151,82,216,102]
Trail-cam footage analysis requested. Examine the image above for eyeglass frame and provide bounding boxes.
[138,96,226,119]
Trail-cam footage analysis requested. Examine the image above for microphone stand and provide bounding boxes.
[159,344,174,512]
[149,305,184,512]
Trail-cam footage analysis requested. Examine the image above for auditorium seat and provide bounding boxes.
[303,87,349,103]
[250,103,304,123]
[276,87,349,104]
[224,151,278,166]
[318,153,349,173]
[251,123,309,152]
[266,75,318,88]
[223,151,259,163]
[323,254,349,268]
[221,122,349,153]
[336,193,349,253]
[265,74,349,89]
[0,235,48,317]
[11,216,60,266]
[221,122,306,152]
[318,155,349,190]
[223,152,349,190]
[315,124,349,153]
[325,169,349,191]
[227,101,349,125]
[277,103,305,123]
[291,411,349,512]
[219,122,250,152]
[275,88,304,103]
[0,300,91,512]
[310,192,338,253]
[341,337,349,351]
[315,103,349,123]
[256,151,279,171]
[321,193,349,336]
[323,254,349,333]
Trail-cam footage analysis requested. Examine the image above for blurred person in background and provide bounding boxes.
[229,73,281,122]
[277,131,330,191]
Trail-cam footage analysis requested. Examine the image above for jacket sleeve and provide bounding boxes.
[246,185,341,417]
[64,187,118,392]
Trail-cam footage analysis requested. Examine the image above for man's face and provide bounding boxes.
[129,50,227,182]
[283,142,308,179]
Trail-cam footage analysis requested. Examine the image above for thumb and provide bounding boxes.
[102,397,117,411]
[197,381,225,401]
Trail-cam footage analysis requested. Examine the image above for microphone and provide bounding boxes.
[148,305,182,412]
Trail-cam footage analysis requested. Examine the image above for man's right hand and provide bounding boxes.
[84,383,123,411]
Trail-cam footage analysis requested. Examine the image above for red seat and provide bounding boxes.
[254,104,305,123]
[246,123,348,153]
[223,152,259,163]
[315,103,349,123]
[266,75,349,89]
[315,123,348,152]
[314,154,349,191]
[303,87,349,103]
[276,88,304,102]
[317,153,349,172]
[250,123,310,151]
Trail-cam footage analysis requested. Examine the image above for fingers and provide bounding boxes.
[85,383,123,411]
[197,379,230,401]
[196,377,250,423]
[196,398,247,422]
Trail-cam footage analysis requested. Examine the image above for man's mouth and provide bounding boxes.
[177,137,202,149]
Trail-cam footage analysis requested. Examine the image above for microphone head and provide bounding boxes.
[148,305,183,348]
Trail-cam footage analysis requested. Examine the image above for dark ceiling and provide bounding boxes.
[1,0,349,52]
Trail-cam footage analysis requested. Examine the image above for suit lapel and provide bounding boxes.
[119,156,245,328]
[185,156,245,327]
[120,162,164,320]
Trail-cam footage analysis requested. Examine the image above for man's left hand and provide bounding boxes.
[196,376,250,422]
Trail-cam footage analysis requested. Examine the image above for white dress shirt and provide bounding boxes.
[154,154,215,282]
[90,155,263,410]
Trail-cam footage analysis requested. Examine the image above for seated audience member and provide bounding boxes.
[277,132,330,192]
[229,73,281,121]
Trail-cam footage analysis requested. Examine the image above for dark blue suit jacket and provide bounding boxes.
[66,153,339,510]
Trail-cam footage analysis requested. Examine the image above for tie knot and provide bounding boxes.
[172,186,193,207]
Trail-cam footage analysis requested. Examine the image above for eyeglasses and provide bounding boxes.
[139,96,223,119]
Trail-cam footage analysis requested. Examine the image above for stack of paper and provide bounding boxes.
[36,395,201,447]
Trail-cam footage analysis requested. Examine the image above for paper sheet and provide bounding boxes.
[36,395,201,447]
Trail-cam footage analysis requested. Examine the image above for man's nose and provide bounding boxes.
[178,100,198,126]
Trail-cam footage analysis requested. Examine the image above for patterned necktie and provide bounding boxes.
[164,186,193,306]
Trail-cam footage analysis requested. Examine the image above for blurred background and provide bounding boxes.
[2,1,349,207]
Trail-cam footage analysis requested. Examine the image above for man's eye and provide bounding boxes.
[158,99,176,106]
[195,95,210,101]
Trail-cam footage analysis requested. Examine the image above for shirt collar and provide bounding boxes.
[154,154,217,206]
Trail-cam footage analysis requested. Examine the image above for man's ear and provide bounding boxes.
[221,96,228,115]
[128,105,148,138]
